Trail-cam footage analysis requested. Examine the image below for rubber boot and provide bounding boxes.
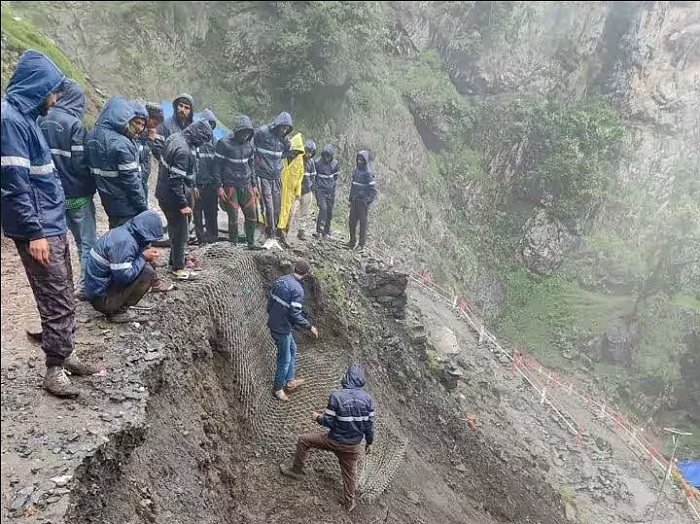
[228,222,238,245]
[64,352,100,376]
[244,222,262,250]
[43,366,80,398]
[278,228,291,248]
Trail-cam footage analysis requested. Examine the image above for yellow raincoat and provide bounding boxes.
[278,132,305,230]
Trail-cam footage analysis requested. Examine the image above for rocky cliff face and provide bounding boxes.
[7,0,699,428]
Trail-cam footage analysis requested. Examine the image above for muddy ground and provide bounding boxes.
[0,197,692,523]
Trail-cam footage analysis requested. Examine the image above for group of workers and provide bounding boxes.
[1,49,376,513]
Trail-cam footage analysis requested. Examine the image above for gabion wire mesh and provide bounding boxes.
[186,244,407,500]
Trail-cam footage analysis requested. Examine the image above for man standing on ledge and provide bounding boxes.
[267,259,319,401]
[1,50,99,398]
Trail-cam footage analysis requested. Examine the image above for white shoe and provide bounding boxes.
[272,239,284,251]
[274,389,289,401]
[262,238,275,250]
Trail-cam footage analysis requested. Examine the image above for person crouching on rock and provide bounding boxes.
[267,259,319,401]
[280,363,375,513]
[84,210,164,323]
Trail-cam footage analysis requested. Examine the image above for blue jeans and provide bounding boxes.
[66,199,97,292]
[272,332,297,391]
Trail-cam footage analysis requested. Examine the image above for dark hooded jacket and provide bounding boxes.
[84,210,163,299]
[215,115,256,189]
[302,140,317,195]
[131,100,153,181]
[314,144,340,193]
[85,96,147,219]
[252,111,292,180]
[194,108,218,186]
[267,273,311,335]
[1,50,67,240]
[152,93,194,160]
[349,150,377,204]
[38,79,93,199]
[317,364,376,446]
[155,120,213,210]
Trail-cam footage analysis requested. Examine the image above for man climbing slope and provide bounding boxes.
[280,363,376,513]
[267,259,319,401]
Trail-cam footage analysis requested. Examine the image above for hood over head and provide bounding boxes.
[182,120,213,148]
[321,143,335,159]
[272,111,293,136]
[199,108,216,125]
[54,79,86,118]
[304,140,317,155]
[356,150,372,171]
[172,93,194,111]
[130,99,148,120]
[233,115,254,140]
[341,364,366,389]
[5,50,66,116]
[289,132,304,154]
[96,96,140,135]
[127,210,163,247]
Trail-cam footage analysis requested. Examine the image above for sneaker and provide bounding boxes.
[172,269,196,281]
[274,389,289,402]
[149,281,175,293]
[64,352,101,376]
[43,366,80,399]
[279,464,305,480]
[271,239,284,251]
[247,243,263,251]
[297,230,307,241]
[106,308,137,323]
[262,238,275,250]
[285,378,306,392]
[130,299,156,311]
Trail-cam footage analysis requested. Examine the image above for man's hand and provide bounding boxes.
[147,127,156,140]
[142,248,160,262]
[29,238,50,266]
[310,326,319,338]
[311,411,322,422]
[365,445,372,455]
[217,187,225,199]
[180,206,192,216]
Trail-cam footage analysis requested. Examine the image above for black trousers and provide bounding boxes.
[315,188,336,235]
[349,200,370,247]
[194,184,219,243]
[90,264,156,315]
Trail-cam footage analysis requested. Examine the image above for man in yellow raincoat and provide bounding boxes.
[277,132,305,248]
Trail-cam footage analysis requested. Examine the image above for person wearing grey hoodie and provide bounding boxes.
[151,93,194,161]
[252,111,293,248]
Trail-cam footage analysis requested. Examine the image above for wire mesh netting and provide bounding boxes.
[185,243,407,500]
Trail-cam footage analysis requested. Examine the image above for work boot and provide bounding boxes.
[297,229,307,241]
[278,229,291,248]
[149,280,175,293]
[345,500,357,514]
[346,241,356,250]
[279,464,304,480]
[64,352,100,376]
[43,366,80,399]
[106,307,137,323]
[247,243,263,251]
[228,224,238,245]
